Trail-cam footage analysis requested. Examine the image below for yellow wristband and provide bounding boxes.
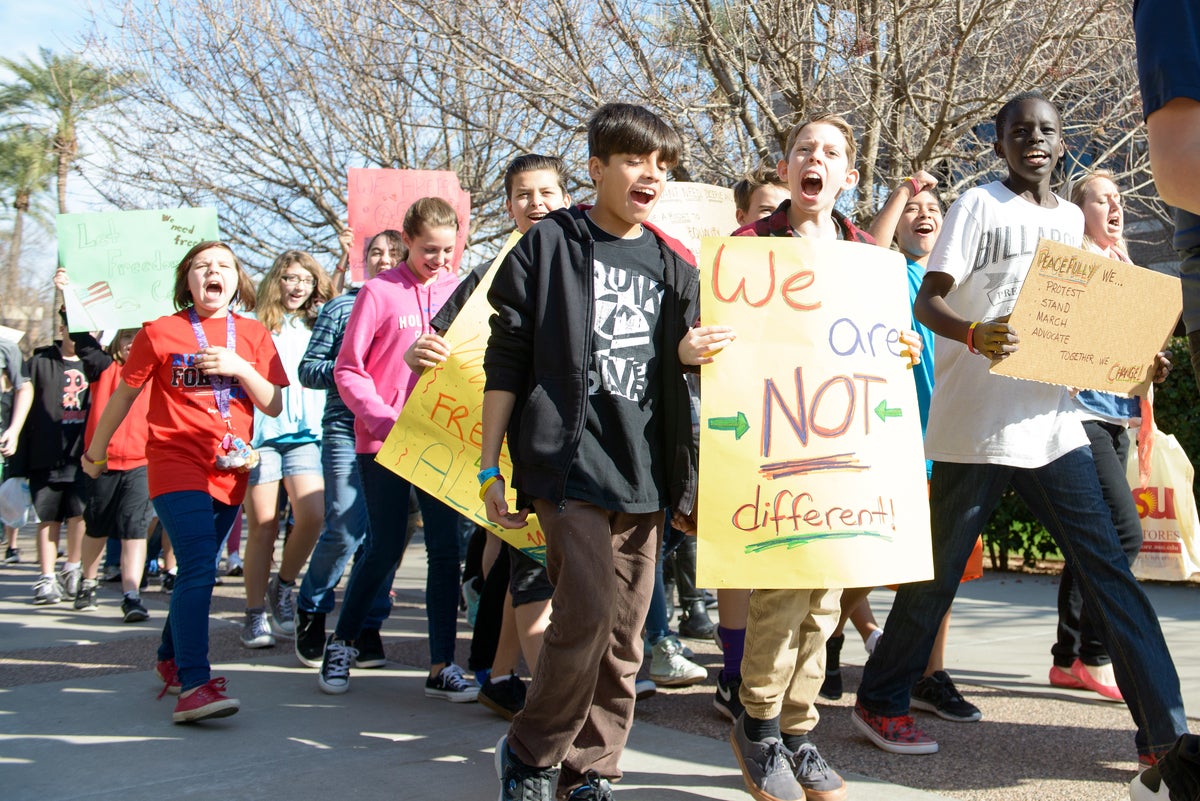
[478,474,501,501]
[83,452,108,466]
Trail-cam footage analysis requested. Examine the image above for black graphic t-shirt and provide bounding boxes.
[567,218,668,512]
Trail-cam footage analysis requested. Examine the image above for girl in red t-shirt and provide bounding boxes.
[82,241,288,724]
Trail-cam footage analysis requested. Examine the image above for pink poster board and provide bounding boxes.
[346,168,471,281]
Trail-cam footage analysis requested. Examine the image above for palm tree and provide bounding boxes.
[0,48,128,214]
[0,126,54,305]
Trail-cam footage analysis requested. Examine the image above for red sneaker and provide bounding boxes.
[155,659,181,698]
[172,677,240,723]
[852,702,938,754]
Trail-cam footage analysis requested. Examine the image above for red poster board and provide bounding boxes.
[346,168,471,281]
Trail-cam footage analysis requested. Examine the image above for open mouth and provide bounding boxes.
[527,211,547,221]
[630,186,656,206]
[202,278,224,300]
[800,172,824,199]
[914,221,937,235]
[1023,148,1050,166]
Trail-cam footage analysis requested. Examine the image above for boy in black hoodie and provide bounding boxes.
[482,103,699,801]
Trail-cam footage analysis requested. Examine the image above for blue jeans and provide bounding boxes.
[857,448,1187,757]
[334,454,463,666]
[152,491,240,692]
[297,437,389,628]
[645,523,687,645]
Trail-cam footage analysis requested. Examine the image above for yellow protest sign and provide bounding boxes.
[696,237,933,589]
[376,232,546,563]
[990,239,1181,397]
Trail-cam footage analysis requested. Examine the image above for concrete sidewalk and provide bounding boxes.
[0,541,1196,801]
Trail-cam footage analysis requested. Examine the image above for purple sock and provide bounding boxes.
[719,625,745,681]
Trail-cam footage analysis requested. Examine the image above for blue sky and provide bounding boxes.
[0,0,94,67]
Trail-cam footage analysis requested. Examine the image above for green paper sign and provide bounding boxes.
[57,208,221,332]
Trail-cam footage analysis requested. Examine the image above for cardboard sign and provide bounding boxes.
[57,208,220,332]
[696,237,933,589]
[990,239,1181,396]
[346,169,471,282]
[648,182,738,258]
[376,232,546,563]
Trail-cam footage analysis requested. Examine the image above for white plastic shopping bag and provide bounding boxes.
[1126,426,1200,582]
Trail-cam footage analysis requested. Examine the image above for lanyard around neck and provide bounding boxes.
[187,308,237,422]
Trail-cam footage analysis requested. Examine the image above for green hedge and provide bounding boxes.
[981,336,1198,569]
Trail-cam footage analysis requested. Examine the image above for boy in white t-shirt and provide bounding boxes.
[852,91,1189,767]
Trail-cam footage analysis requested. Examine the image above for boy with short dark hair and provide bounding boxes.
[853,91,1189,765]
[712,112,869,801]
[732,163,790,228]
[481,103,699,801]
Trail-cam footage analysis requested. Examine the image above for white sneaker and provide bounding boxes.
[649,635,706,686]
[33,575,62,605]
[58,565,82,598]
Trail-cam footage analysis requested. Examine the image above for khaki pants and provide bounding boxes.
[740,587,842,735]
[509,499,662,788]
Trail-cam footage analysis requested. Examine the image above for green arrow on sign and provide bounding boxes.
[874,400,903,422]
[708,411,750,440]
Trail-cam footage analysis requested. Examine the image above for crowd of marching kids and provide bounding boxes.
[1,91,1198,801]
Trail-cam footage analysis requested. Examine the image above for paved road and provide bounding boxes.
[1,538,1196,801]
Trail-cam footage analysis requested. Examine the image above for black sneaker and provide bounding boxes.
[478,673,527,721]
[565,771,613,800]
[3,546,18,564]
[819,633,844,700]
[791,742,847,801]
[495,735,558,801]
[425,664,479,702]
[295,610,327,668]
[713,671,744,722]
[354,627,386,668]
[121,596,150,623]
[161,572,176,594]
[73,579,99,611]
[318,636,357,695]
[910,670,981,722]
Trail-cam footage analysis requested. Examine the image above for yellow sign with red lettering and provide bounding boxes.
[696,237,933,588]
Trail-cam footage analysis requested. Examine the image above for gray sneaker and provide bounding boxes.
[33,575,63,605]
[267,574,296,635]
[241,609,276,648]
[730,715,805,801]
[791,742,847,801]
[59,565,82,599]
[649,635,706,686]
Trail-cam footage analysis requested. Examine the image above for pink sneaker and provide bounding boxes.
[851,702,938,754]
[155,659,181,698]
[1048,663,1084,690]
[172,677,240,723]
[1070,659,1123,702]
